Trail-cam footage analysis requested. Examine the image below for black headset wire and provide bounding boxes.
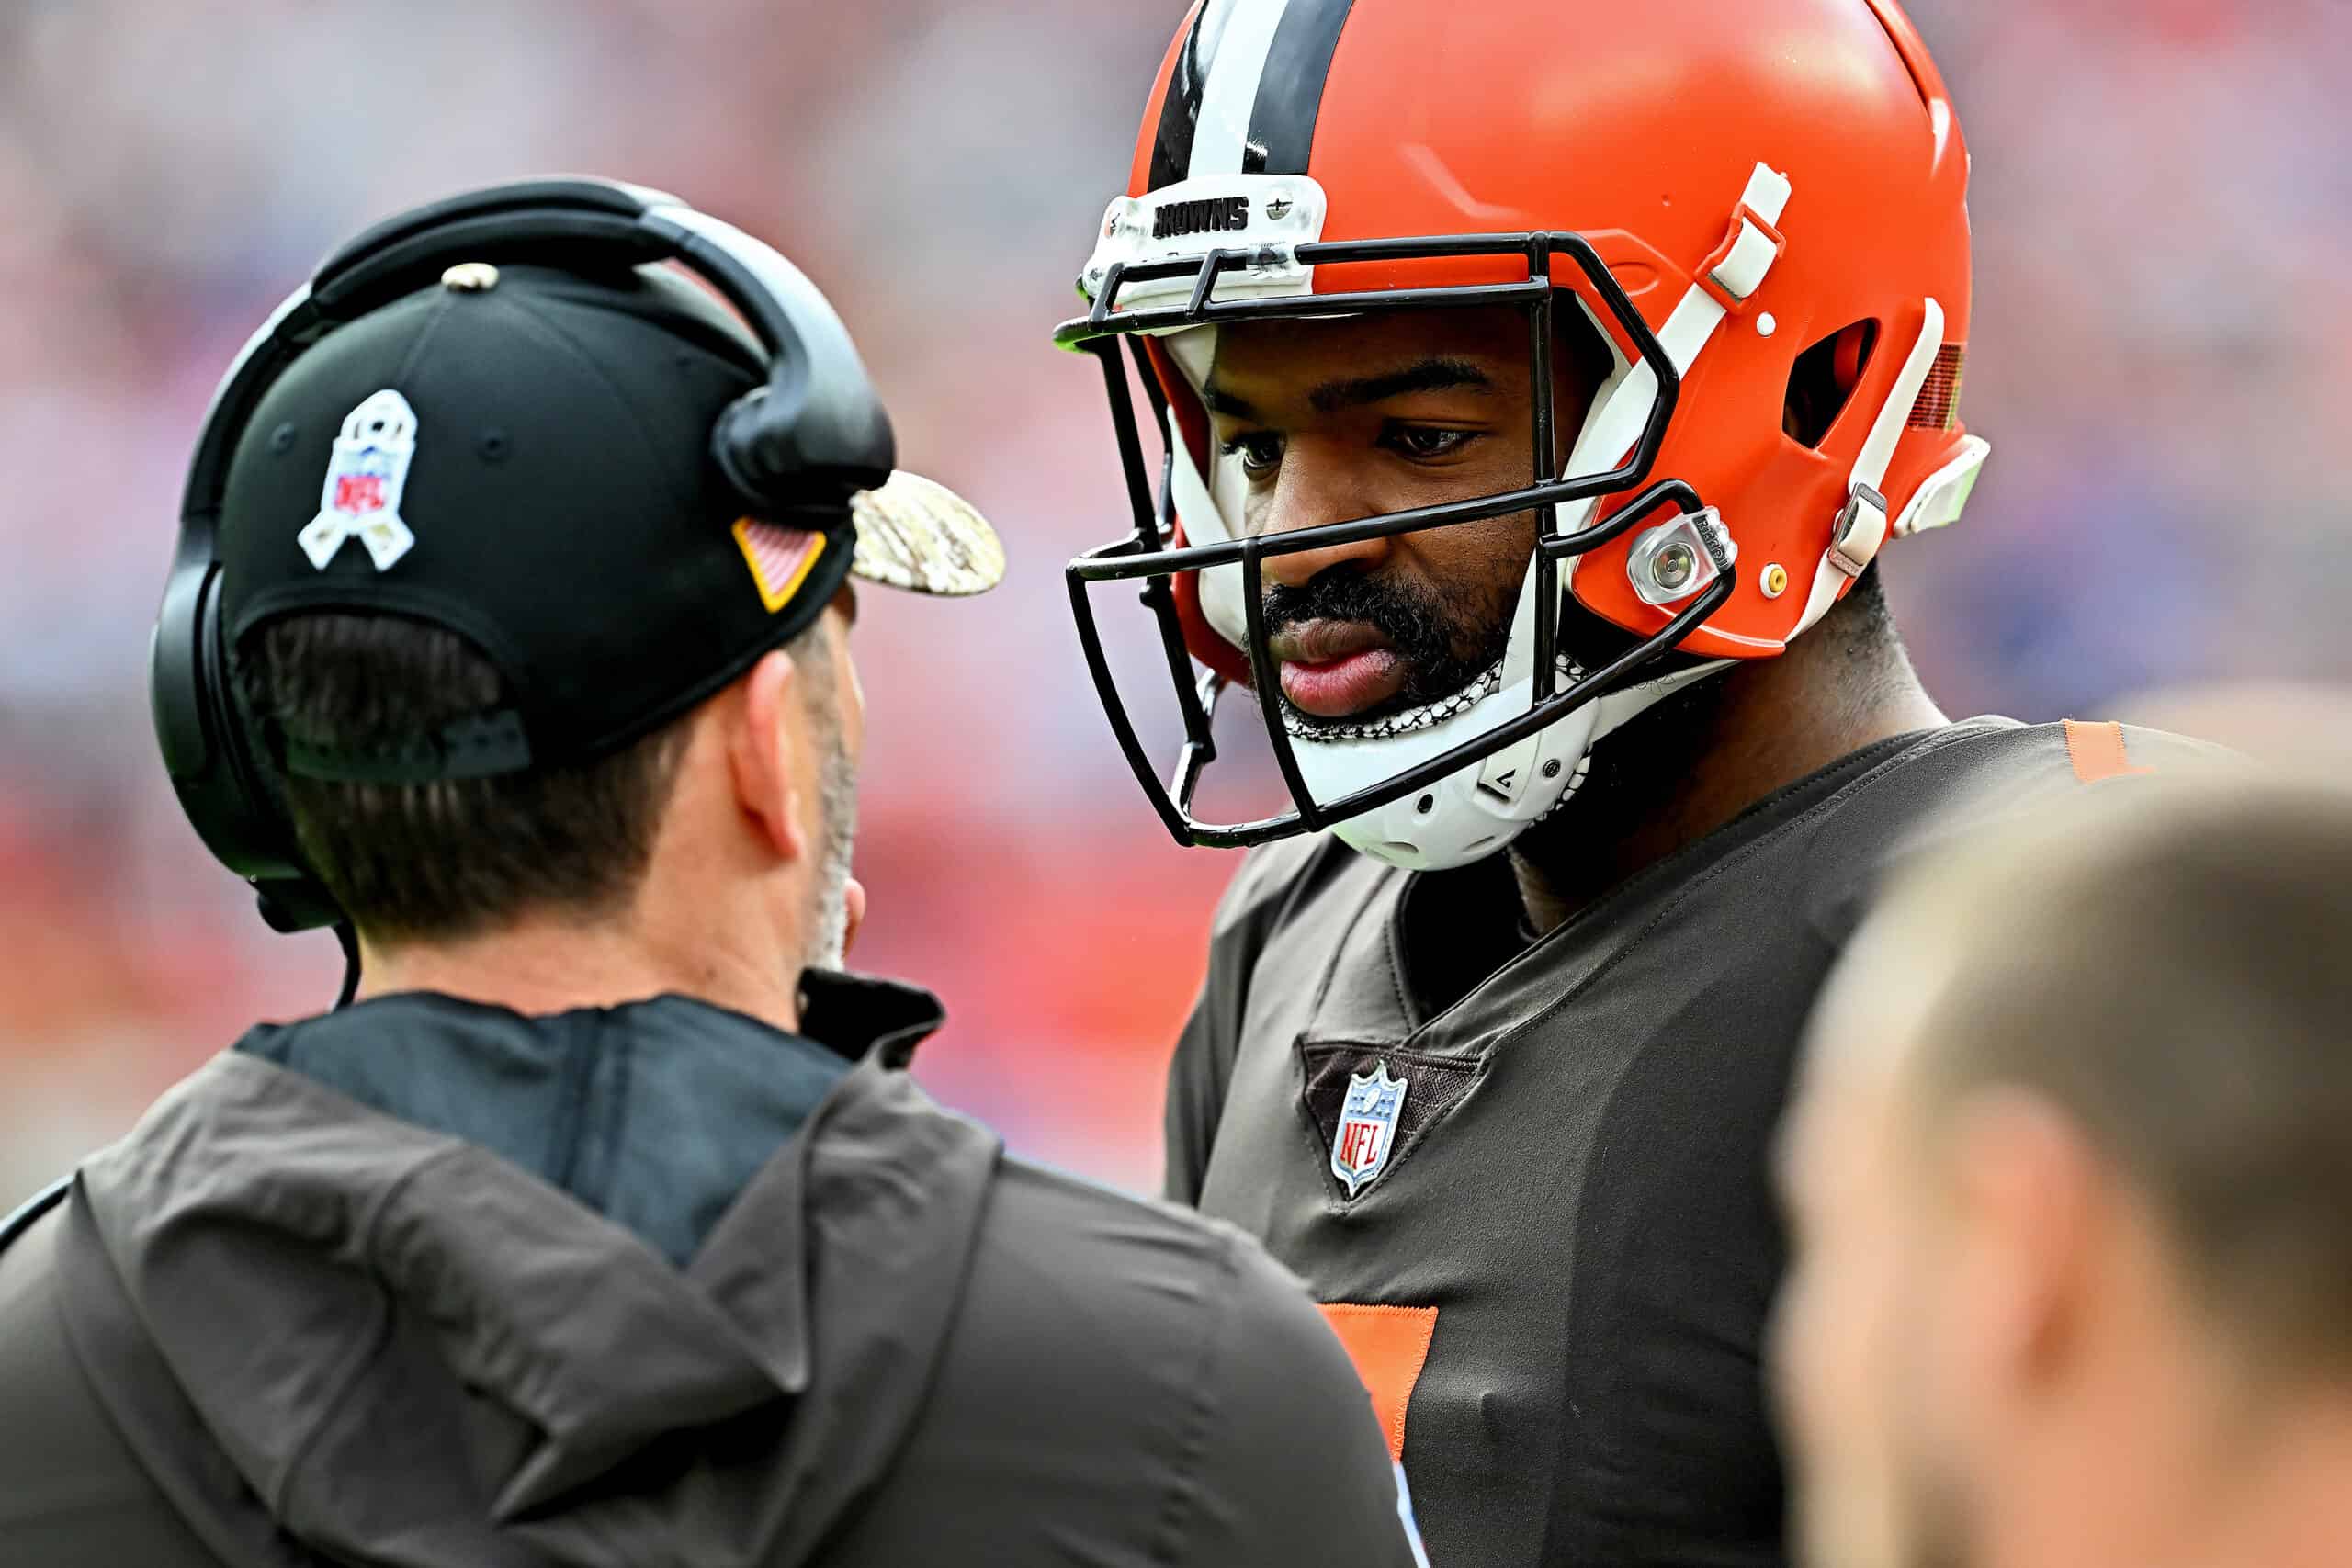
[333,920,362,1009]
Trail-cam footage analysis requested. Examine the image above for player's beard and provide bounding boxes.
[1261,564,1514,737]
[800,706,861,976]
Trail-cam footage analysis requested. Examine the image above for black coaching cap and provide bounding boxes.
[217,259,1001,780]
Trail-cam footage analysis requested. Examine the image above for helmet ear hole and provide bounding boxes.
[1781,320,1880,448]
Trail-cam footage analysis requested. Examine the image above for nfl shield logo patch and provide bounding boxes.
[1329,1062,1407,1197]
[300,389,419,572]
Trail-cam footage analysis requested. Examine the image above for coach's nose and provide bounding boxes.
[1252,436,1393,590]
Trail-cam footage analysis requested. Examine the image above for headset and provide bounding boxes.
[0,1177,67,1258]
[150,177,899,955]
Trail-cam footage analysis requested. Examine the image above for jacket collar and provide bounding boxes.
[231,970,948,1270]
[796,969,946,1066]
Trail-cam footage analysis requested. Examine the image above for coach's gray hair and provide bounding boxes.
[1879,777,2352,1382]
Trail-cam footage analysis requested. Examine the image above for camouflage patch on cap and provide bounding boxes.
[848,470,1005,596]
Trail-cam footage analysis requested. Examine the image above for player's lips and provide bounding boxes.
[1269,620,1408,718]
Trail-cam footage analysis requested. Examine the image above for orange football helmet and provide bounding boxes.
[1059,0,1985,867]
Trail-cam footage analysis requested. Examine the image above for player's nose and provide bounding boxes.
[1252,441,1392,590]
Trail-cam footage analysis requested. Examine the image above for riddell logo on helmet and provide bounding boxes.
[1152,197,1250,240]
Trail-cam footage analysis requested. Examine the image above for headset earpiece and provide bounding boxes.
[648,205,896,512]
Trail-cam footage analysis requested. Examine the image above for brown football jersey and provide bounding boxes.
[1167,717,2221,1568]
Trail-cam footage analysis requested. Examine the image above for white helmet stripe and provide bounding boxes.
[1186,0,1296,180]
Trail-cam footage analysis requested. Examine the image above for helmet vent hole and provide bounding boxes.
[1782,320,1879,449]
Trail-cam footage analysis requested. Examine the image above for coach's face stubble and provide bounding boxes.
[799,590,866,974]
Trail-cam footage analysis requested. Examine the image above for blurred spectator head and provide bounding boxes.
[2115,681,2352,777]
[1772,776,2352,1568]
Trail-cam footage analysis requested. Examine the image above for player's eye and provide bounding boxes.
[1220,431,1285,478]
[1380,424,1481,463]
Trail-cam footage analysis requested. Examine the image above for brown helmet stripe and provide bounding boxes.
[1244,0,1356,175]
[1146,0,1357,189]
[1148,1,1217,190]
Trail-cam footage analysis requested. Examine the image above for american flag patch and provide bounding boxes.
[731,518,828,613]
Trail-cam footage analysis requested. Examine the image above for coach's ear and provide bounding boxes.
[730,648,813,868]
[842,875,866,958]
[1940,1089,2106,1405]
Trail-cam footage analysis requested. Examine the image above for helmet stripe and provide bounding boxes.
[1147,2,1214,191]
[1148,0,1355,188]
[1185,0,1295,180]
[1244,0,1356,175]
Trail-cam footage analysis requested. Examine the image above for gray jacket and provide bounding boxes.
[0,974,1422,1567]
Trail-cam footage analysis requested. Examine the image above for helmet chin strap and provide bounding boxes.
[1282,533,1735,871]
[1589,657,1734,742]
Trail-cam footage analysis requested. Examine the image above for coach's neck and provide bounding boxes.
[356,897,809,1036]
[355,707,825,1036]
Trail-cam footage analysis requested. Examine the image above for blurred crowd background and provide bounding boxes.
[3,0,2346,1207]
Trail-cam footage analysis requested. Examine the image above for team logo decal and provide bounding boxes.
[1329,1062,1407,1197]
[1150,194,1250,240]
[300,389,419,571]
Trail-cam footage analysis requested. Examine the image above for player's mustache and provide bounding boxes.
[1262,570,1452,660]
[1261,570,1502,701]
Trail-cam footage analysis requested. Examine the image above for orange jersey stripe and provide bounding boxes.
[2064,719,2155,784]
[1317,1303,1439,1462]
